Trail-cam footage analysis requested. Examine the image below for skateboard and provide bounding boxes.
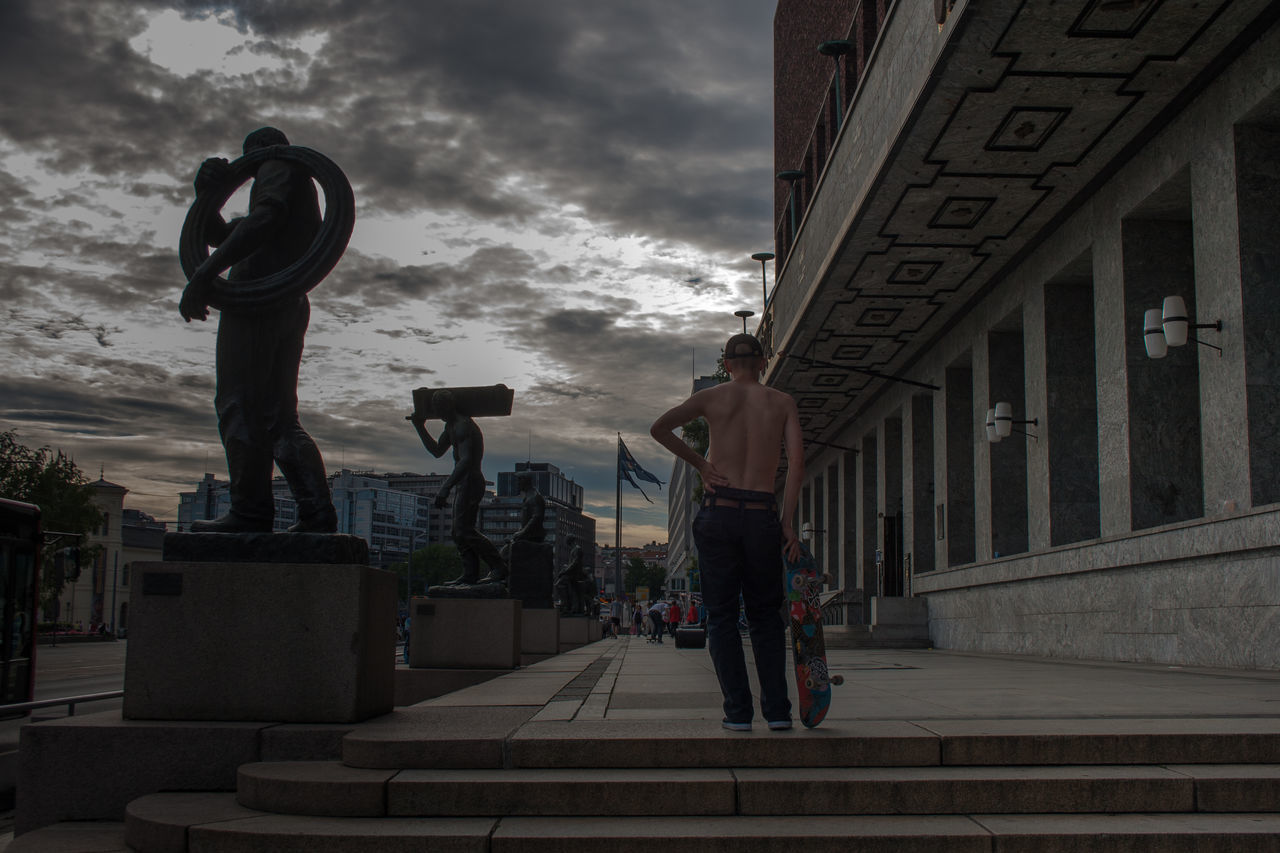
[784,542,843,727]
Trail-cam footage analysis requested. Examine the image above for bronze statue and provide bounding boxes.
[502,472,545,553]
[178,127,349,533]
[555,534,594,615]
[410,390,507,585]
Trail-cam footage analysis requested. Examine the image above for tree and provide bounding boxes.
[624,556,667,599]
[0,430,103,616]
[387,542,463,601]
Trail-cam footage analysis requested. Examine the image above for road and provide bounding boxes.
[0,641,126,745]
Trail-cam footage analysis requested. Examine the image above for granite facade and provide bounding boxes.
[776,9,1280,668]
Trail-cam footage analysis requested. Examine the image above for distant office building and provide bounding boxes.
[177,471,431,568]
[330,470,431,569]
[665,376,719,593]
[382,472,454,544]
[496,462,585,511]
[481,461,596,577]
[177,473,298,532]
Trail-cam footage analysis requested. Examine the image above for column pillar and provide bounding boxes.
[1093,225,1132,536]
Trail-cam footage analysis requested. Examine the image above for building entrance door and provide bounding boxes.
[882,513,904,597]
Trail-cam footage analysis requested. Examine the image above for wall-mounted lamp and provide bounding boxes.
[985,402,1038,443]
[734,309,754,333]
[799,521,826,543]
[777,169,806,241]
[1143,295,1221,358]
[751,251,775,314]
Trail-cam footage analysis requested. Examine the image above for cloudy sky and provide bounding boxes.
[0,0,778,545]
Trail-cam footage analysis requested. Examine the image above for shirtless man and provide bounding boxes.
[650,333,804,731]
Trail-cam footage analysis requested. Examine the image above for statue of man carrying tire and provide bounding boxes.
[179,127,351,534]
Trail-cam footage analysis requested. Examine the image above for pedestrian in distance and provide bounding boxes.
[650,333,803,732]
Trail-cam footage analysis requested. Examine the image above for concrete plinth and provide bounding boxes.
[559,616,602,650]
[522,608,561,656]
[124,561,396,723]
[409,597,522,669]
[509,540,554,608]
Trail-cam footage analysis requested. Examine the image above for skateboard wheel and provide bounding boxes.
[830,674,844,685]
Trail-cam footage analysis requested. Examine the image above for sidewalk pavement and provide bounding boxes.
[420,635,1280,726]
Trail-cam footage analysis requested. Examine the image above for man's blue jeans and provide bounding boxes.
[692,488,792,724]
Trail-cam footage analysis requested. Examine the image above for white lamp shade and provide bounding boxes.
[994,401,1013,438]
[1144,308,1168,358]
[1162,295,1189,347]
[985,408,1000,443]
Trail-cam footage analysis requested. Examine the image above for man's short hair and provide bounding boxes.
[723,333,764,361]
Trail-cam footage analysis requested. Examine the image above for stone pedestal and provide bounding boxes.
[124,561,395,723]
[559,615,602,650]
[521,608,560,656]
[409,597,521,668]
[509,540,554,608]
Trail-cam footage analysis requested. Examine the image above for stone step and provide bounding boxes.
[234,760,1280,818]
[342,715,1280,769]
[111,795,1280,853]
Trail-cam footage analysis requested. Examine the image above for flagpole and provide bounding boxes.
[615,434,623,598]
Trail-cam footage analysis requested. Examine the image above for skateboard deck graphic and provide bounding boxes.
[784,542,843,727]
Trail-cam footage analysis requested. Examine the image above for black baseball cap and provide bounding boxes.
[724,333,764,360]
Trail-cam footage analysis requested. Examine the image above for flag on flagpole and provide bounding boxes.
[618,435,664,503]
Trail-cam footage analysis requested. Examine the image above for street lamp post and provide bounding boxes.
[751,251,775,314]
[777,170,805,246]
[734,310,754,334]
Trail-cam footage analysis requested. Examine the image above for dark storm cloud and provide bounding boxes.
[2,0,774,253]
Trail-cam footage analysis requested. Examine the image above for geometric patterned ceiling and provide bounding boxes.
[764,0,1279,450]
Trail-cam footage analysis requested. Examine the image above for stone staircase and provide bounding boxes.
[14,716,1280,851]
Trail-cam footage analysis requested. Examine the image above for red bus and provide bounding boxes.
[0,498,40,713]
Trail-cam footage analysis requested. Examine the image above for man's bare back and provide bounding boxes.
[698,380,797,493]
[650,335,805,558]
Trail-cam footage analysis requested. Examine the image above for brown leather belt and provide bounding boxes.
[704,498,774,511]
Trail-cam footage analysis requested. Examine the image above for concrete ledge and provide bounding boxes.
[16,711,265,834]
[189,813,497,852]
[492,815,990,852]
[388,768,735,817]
[342,706,540,770]
[508,719,941,769]
[734,765,1194,815]
[970,812,1280,852]
[1168,764,1280,812]
[924,718,1280,765]
[260,723,354,762]
[6,821,129,852]
[125,792,261,853]
[238,761,394,817]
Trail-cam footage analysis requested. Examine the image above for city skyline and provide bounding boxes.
[0,1,772,545]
